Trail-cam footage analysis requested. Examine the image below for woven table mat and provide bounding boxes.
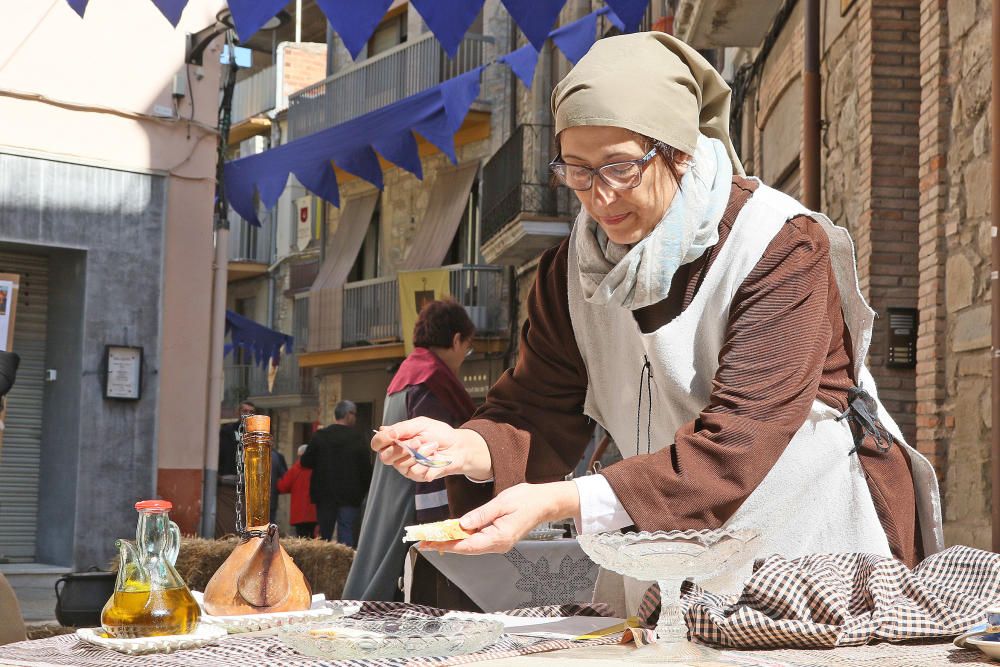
[722,641,992,667]
[0,602,620,667]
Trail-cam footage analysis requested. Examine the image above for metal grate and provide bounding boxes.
[231,65,277,124]
[481,124,572,244]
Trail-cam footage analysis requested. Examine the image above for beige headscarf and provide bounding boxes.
[551,31,745,176]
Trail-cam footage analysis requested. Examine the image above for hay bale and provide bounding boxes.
[175,536,354,601]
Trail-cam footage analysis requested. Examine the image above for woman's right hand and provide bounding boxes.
[371,417,493,483]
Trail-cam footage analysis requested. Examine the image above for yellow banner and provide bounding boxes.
[398,269,451,354]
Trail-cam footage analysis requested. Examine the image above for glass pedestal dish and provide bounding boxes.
[577,529,756,664]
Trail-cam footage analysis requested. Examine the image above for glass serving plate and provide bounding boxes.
[277,616,504,660]
[577,529,756,664]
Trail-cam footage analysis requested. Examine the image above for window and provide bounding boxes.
[292,295,309,353]
[347,197,381,282]
[233,297,257,365]
[445,180,480,265]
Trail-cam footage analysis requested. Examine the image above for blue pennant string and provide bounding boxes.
[225,310,293,368]
[501,0,564,51]
[604,0,650,32]
[150,0,188,26]
[551,11,600,64]
[226,0,287,41]
[498,44,541,88]
[410,0,486,58]
[316,0,393,60]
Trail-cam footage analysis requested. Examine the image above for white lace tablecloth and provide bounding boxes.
[406,539,599,612]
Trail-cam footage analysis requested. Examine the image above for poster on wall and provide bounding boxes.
[104,345,143,400]
[397,269,450,355]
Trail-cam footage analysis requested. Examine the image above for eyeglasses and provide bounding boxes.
[549,145,659,191]
[464,346,474,359]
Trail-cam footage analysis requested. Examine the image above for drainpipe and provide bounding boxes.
[991,0,999,552]
[802,0,821,210]
[201,226,227,537]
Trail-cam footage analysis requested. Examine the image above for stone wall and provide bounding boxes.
[933,0,993,548]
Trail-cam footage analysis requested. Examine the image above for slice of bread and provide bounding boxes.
[402,518,472,542]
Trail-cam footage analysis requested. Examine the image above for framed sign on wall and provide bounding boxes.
[104,345,143,400]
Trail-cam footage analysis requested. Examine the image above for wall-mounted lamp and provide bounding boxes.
[185,9,290,66]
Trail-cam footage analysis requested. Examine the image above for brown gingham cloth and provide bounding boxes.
[0,601,621,667]
[632,545,1000,649]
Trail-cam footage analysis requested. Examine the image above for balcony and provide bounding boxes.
[228,65,276,145]
[480,124,574,266]
[223,354,316,409]
[674,0,784,48]
[227,211,274,282]
[341,264,509,348]
[287,33,491,141]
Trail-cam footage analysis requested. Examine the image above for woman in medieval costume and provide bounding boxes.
[372,32,942,614]
[344,299,476,600]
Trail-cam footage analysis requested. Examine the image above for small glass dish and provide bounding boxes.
[277,616,504,659]
[578,529,755,664]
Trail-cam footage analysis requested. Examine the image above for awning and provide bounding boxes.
[400,162,479,270]
[307,192,380,352]
[224,6,624,227]
[224,310,293,368]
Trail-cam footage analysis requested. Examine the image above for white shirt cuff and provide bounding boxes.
[572,474,634,534]
[464,475,494,484]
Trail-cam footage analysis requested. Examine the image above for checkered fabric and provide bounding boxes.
[670,545,1000,649]
[0,601,619,667]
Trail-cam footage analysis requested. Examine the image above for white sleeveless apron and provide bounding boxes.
[567,182,943,612]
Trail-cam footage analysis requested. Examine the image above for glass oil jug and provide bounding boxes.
[100,500,201,637]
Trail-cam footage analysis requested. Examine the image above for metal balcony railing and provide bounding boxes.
[231,65,277,124]
[228,210,274,264]
[287,33,492,140]
[481,124,573,244]
[223,355,315,407]
[339,265,509,348]
[342,276,400,347]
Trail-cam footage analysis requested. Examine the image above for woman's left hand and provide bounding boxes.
[419,481,580,555]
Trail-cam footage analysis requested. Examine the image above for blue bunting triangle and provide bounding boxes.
[605,0,649,32]
[150,0,188,26]
[501,0,564,51]
[373,131,423,180]
[439,67,484,133]
[65,0,89,17]
[317,0,394,60]
[498,44,540,88]
[256,172,288,211]
[224,160,262,226]
[551,11,599,64]
[293,161,341,208]
[227,0,288,41]
[335,145,384,190]
[410,0,485,58]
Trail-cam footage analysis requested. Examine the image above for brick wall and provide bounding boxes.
[854,0,922,444]
[280,43,328,102]
[916,0,951,482]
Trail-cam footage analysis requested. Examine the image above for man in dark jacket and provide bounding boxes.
[301,400,372,546]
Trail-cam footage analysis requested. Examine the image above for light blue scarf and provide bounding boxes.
[576,134,734,310]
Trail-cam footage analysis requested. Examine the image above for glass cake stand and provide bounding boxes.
[577,529,756,664]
